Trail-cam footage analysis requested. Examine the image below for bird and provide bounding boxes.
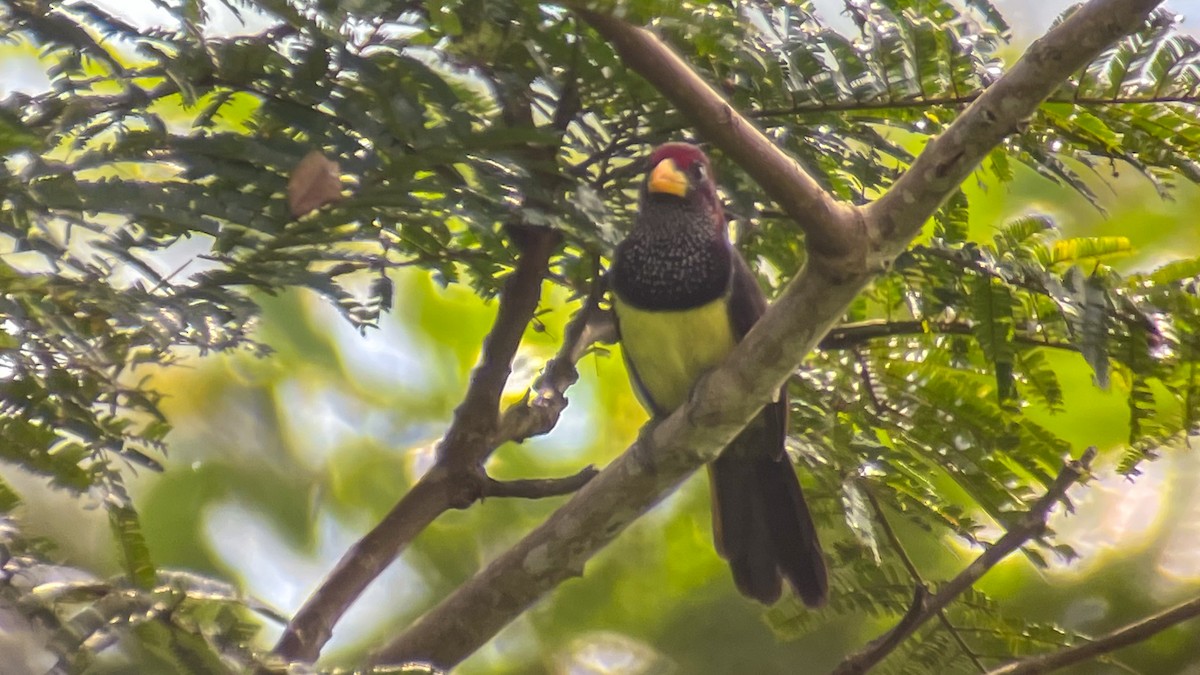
[609,142,828,606]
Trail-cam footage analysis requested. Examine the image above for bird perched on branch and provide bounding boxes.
[610,142,828,606]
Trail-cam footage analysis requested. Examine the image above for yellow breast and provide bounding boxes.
[613,295,737,414]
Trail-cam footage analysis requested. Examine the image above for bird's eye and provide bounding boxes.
[692,162,707,181]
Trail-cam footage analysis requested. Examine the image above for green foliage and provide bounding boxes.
[784,211,1200,666]
[0,0,1198,672]
[970,274,1016,401]
[1042,9,1200,195]
[0,511,283,674]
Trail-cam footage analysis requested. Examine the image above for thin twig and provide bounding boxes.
[986,595,1200,675]
[936,612,988,672]
[482,466,600,499]
[830,448,1096,675]
[864,585,933,665]
[750,93,1198,118]
[572,90,1198,183]
[496,271,611,444]
[820,319,1076,352]
[863,484,987,673]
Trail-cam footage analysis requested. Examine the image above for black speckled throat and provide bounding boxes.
[611,194,732,311]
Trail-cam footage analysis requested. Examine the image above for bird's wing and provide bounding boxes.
[727,252,789,461]
[726,252,769,334]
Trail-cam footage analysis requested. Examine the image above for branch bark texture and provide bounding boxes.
[831,448,1096,675]
[371,0,1162,668]
[986,594,1200,675]
[867,0,1165,254]
[273,228,561,663]
[576,8,862,261]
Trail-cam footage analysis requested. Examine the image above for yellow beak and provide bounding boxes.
[647,158,689,197]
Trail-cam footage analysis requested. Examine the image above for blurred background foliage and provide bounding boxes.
[1,0,1200,673]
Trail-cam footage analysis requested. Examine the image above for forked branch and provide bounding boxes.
[272,228,562,663]
[986,594,1200,674]
[370,0,1161,668]
[831,448,1096,675]
[574,7,862,261]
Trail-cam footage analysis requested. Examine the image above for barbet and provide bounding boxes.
[610,142,828,606]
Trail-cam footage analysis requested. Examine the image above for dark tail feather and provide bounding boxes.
[709,454,828,606]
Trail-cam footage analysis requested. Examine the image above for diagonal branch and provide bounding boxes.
[863,484,986,673]
[985,594,1200,675]
[270,54,599,664]
[573,7,862,261]
[866,0,1165,255]
[496,273,614,444]
[272,227,561,663]
[831,448,1097,675]
[369,0,1161,669]
[370,259,870,668]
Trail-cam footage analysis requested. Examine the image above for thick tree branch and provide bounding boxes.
[372,255,870,668]
[574,7,862,261]
[272,228,560,663]
[831,448,1097,675]
[866,0,1164,256]
[986,594,1200,675]
[370,0,1160,669]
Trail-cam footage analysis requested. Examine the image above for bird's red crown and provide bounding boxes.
[647,142,712,175]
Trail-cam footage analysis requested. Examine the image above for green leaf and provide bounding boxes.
[933,190,969,243]
[992,213,1055,255]
[0,109,42,153]
[1059,267,1112,389]
[971,275,1016,401]
[133,616,236,675]
[0,475,20,514]
[1147,256,1200,285]
[841,477,881,564]
[1043,236,1134,267]
[107,481,157,589]
[1015,349,1064,413]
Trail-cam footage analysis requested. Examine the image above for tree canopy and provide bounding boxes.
[2,0,1200,672]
